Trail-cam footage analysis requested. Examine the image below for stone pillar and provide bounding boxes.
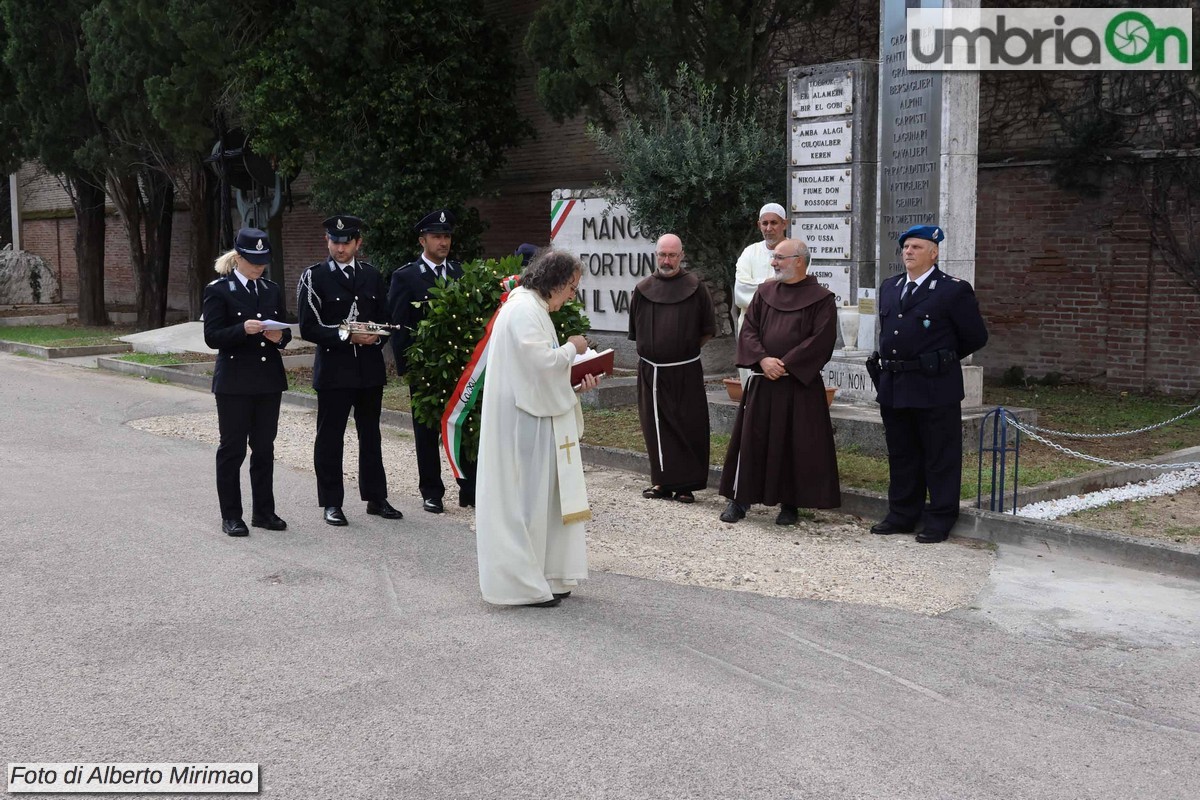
[868,0,983,406]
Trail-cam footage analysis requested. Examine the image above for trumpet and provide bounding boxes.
[337,321,404,341]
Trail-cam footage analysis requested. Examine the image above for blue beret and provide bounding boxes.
[323,214,363,242]
[898,225,944,247]
[415,209,455,233]
[234,227,271,265]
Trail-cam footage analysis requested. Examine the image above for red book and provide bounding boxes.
[571,348,614,385]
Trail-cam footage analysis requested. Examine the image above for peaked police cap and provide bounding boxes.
[234,227,272,265]
[323,214,364,243]
[414,209,455,233]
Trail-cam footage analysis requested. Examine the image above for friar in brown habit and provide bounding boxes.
[628,233,716,503]
[719,237,840,526]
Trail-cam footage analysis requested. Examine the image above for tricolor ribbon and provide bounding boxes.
[440,275,521,479]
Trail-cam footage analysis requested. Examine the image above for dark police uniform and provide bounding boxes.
[387,209,477,511]
[202,229,291,533]
[297,216,393,515]
[874,225,988,540]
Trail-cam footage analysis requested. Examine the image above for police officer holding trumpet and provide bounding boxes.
[297,214,404,526]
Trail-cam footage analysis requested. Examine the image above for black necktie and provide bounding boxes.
[901,281,917,311]
[247,279,258,298]
[344,264,354,282]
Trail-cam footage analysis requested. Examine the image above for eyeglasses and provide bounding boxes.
[769,253,803,261]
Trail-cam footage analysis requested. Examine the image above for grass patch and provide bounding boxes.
[0,323,135,347]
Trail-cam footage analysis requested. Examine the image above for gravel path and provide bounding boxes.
[129,408,995,616]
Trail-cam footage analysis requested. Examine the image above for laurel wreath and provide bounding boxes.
[405,255,591,462]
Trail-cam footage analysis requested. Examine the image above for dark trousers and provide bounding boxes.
[880,403,963,534]
[215,392,282,519]
[411,415,477,503]
[315,386,387,506]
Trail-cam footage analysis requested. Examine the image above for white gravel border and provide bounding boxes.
[1019,467,1200,520]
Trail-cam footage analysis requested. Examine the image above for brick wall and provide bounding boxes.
[22,202,332,313]
[976,164,1200,394]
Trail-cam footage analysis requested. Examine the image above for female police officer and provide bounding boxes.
[202,228,292,536]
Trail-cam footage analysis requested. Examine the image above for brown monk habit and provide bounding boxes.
[720,276,841,509]
[628,270,716,493]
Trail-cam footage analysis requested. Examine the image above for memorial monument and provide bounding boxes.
[816,0,982,406]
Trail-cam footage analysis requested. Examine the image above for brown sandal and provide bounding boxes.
[642,485,670,499]
[674,491,695,504]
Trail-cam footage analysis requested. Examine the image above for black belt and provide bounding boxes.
[880,349,958,374]
[879,358,922,373]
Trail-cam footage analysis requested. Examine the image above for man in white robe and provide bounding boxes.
[733,203,786,384]
[475,265,595,606]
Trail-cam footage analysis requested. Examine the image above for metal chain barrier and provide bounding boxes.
[1018,401,1200,439]
[1005,413,1200,470]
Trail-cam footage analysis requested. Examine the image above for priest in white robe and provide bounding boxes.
[475,250,600,607]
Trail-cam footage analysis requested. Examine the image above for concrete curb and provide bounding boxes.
[89,353,1200,581]
[0,340,131,359]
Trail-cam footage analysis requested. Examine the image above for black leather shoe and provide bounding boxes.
[366,500,403,519]
[719,501,747,523]
[775,505,799,526]
[222,518,249,537]
[870,520,915,535]
[250,513,287,531]
[524,597,562,607]
[552,592,572,600]
[422,497,444,514]
[458,494,475,508]
[324,506,348,526]
[915,530,950,544]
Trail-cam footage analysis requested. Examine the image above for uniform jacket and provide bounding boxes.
[876,265,988,409]
[202,274,291,395]
[387,257,463,376]
[296,258,389,391]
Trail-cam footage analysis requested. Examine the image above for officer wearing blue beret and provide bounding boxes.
[297,214,404,526]
[869,224,988,543]
[202,228,292,537]
[387,209,476,513]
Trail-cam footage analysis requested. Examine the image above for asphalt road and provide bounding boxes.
[3,353,1199,799]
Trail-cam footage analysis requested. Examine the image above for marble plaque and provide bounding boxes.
[791,71,853,119]
[791,217,852,260]
[790,120,853,167]
[806,262,853,307]
[878,0,942,277]
[791,169,853,213]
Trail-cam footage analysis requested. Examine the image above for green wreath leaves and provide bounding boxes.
[406,255,591,462]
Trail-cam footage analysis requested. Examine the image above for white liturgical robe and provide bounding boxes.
[734,240,775,384]
[475,286,589,605]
